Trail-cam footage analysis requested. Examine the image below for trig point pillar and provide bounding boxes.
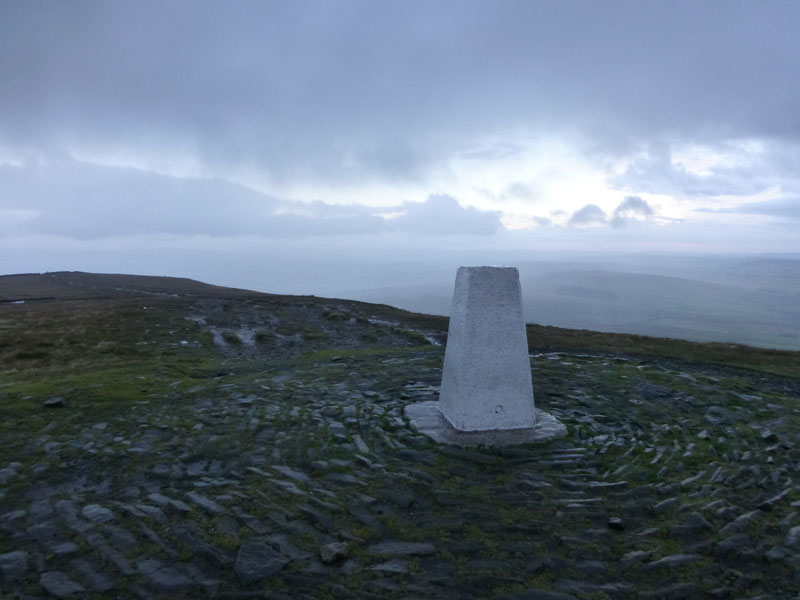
[439,266,535,431]
[405,266,566,446]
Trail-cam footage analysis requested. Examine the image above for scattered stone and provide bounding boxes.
[719,509,762,536]
[298,503,335,532]
[680,470,706,486]
[271,465,310,482]
[171,523,230,567]
[366,541,436,556]
[0,550,29,581]
[496,590,579,600]
[4,305,800,598]
[554,579,632,598]
[764,545,787,561]
[620,550,651,567]
[268,478,308,496]
[82,533,135,576]
[137,559,196,592]
[643,554,702,571]
[234,538,289,584]
[54,499,79,525]
[715,533,752,557]
[82,504,115,523]
[639,583,700,599]
[50,541,79,555]
[148,492,191,514]
[43,397,66,408]
[636,381,672,401]
[186,491,225,515]
[671,511,712,537]
[28,521,62,543]
[69,558,115,592]
[704,406,740,425]
[267,533,313,560]
[0,467,17,484]
[134,503,168,524]
[652,497,679,515]
[608,516,625,530]
[759,488,791,511]
[39,571,86,597]
[785,526,800,549]
[319,542,349,564]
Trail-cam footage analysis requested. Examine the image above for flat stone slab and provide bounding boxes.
[366,541,436,556]
[405,401,566,446]
[39,571,86,597]
[234,538,289,584]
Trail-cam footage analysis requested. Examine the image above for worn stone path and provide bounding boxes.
[2,349,800,599]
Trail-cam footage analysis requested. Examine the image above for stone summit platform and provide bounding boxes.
[407,266,566,446]
[406,401,566,446]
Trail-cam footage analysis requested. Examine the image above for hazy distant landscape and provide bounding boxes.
[332,253,800,351]
[6,250,799,351]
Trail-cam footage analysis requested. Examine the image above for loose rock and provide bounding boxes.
[0,550,29,581]
[319,542,349,564]
[234,538,289,584]
[39,571,86,597]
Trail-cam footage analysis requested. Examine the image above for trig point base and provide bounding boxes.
[406,266,565,446]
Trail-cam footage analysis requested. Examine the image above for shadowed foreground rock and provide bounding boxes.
[2,274,800,599]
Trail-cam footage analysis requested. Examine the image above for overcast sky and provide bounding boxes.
[1,0,799,286]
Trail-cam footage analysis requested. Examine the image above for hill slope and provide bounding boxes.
[351,261,800,351]
[1,272,799,599]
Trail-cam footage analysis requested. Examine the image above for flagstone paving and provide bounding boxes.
[3,343,800,598]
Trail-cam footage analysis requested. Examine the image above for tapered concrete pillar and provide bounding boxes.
[405,266,565,446]
[439,266,535,431]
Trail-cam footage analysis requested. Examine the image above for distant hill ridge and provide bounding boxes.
[2,271,798,379]
[0,271,255,302]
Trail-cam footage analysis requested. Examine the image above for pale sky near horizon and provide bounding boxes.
[1,0,799,282]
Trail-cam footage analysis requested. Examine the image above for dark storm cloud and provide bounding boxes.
[2,1,799,184]
[0,160,502,238]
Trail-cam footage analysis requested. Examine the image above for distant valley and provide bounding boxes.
[344,255,800,351]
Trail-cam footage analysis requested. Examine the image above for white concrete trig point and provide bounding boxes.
[406,266,566,446]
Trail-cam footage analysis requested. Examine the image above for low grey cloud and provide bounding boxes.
[568,204,607,228]
[697,197,800,219]
[0,159,280,238]
[1,2,798,186]
[390,194,503,235]
[504,182,537,201]
[0,160,502,238]
[565,196,657,229]
[611,195,654,228]
[608,142,780,198]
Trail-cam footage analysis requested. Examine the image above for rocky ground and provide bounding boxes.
[2,273,800,599]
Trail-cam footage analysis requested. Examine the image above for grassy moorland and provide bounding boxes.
[1,272,799,599]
